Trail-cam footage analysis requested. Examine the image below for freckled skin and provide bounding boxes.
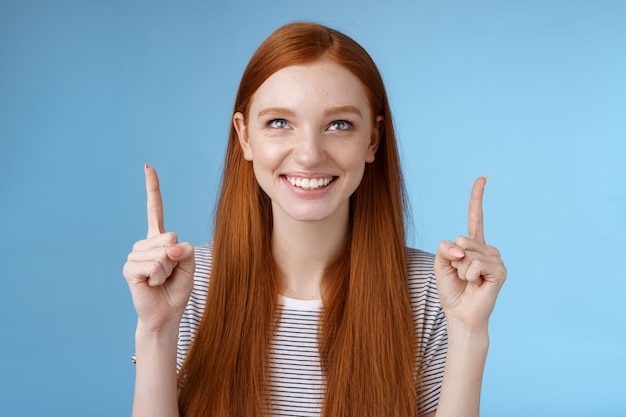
[233,59,381,226]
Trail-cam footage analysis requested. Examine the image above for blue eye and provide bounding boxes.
[328,120,352,131]
[269,119,288,129]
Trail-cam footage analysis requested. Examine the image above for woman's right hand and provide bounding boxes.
[123,164,195,331]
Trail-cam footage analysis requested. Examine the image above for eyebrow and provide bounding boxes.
[256,106,363,118]
[257,107,296,118]
[324,105,362,118]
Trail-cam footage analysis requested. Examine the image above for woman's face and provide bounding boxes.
[234,59,382,226]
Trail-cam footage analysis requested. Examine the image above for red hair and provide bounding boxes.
[178,22,418,416]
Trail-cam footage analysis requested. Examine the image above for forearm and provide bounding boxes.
[132,320,181,417]
[435,320,489,417]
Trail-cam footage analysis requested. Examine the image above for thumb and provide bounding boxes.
[167,243,195,275]
[434,240,465,275]
[436,240,465,262]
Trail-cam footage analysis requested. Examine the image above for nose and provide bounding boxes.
[292,127,326,167]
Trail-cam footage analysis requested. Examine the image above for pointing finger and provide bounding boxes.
[468,175,486,243]
[145,163,165,238]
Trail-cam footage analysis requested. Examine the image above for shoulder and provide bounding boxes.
[405,248,446,414]
[406,247,435,271]
[405,247,442,340]
[405,247,436,289]
[189,243,213,304]
[176,243,213,370]
[194,243,213,272]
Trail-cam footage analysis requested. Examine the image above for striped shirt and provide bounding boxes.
[177,244,447,416]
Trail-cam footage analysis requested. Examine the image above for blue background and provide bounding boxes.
[1,1,624,415]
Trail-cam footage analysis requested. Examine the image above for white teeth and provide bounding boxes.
[286,176,333,190]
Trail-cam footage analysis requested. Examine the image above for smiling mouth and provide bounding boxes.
[284,175,335,190]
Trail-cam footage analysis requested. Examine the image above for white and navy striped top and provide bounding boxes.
[176,244,447,416]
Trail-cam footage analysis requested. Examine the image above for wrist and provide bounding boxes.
[445,317,490,351]
[437,321,489,417]
[134,319,180,368]
[135,318,180,343]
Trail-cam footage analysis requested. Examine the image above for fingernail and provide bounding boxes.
[168,245,184,258]
[145,162,150,171]
[449,246,465,258]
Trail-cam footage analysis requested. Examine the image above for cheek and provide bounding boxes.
[251,159,276,199]
[337,142,372,169]
[249,142,284,181]
[333,149,367,184]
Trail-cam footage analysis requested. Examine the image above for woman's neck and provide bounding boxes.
[271,209,349,301]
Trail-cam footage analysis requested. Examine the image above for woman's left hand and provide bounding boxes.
[434,176,507,332]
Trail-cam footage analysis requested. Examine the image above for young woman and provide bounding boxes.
[123,22,507,417]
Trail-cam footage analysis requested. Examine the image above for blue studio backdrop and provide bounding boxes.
[1,1,624,416]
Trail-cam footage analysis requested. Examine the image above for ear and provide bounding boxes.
[365,115,384,163]
[233,111,253,161]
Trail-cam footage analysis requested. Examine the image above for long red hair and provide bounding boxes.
[178,22,418,416]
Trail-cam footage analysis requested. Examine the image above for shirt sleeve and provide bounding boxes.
[407,248,447,415]
[176,243,212,372]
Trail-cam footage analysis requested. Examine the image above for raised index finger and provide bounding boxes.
[145,163,164,238]
[468,175,486,243]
